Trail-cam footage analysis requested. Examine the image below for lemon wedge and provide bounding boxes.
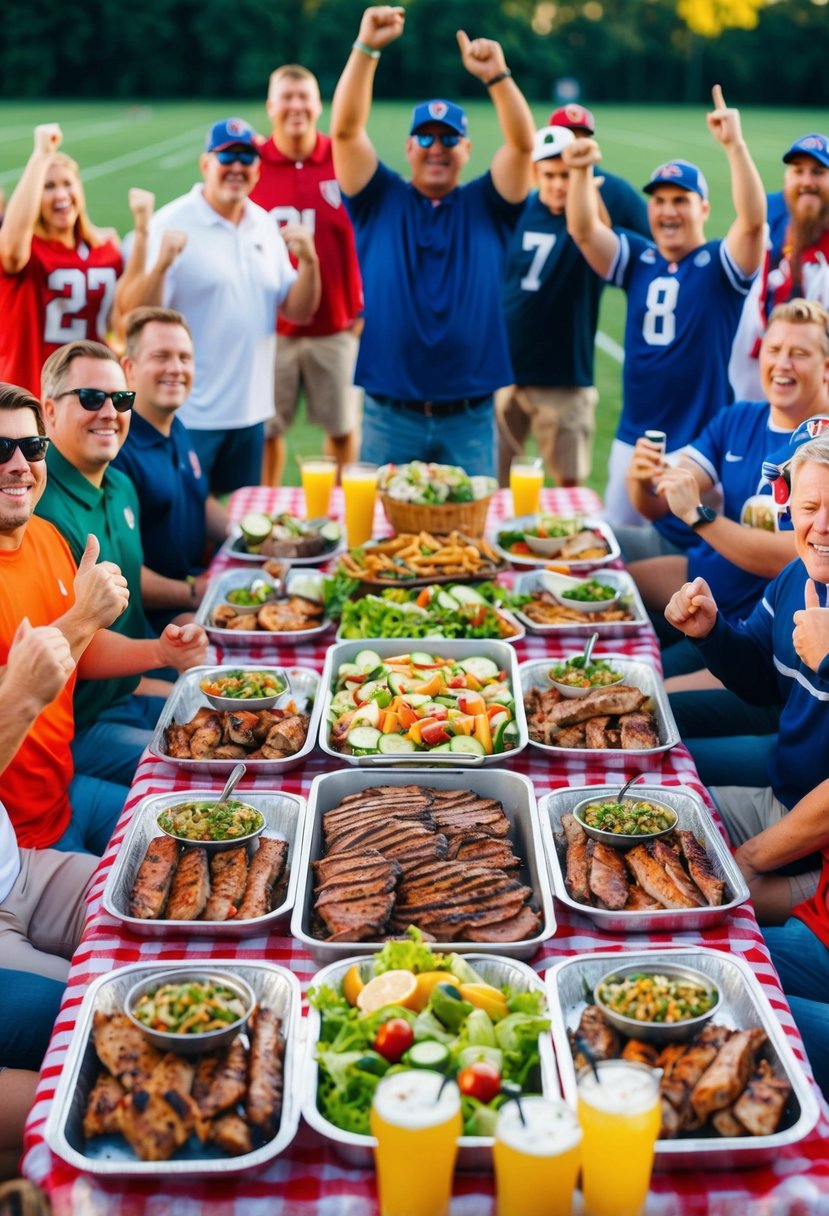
[355,969,418,1014]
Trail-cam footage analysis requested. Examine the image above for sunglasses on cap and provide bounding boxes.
[214,148,258,166]
[58,388,135,413]
[0,435,50,464]
[414,133,461,149]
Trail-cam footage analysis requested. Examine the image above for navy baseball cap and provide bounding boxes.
[548,103,595,135]
[643,159,709,201]
[410,100,468,138]
[782,133,829,170]
[205,117,259,154]
[762,415,829,518]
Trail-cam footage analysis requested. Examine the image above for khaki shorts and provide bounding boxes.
[496,385,599,486]
[0,847,97,981]
[270,330,360,440]
[711,785,819,905]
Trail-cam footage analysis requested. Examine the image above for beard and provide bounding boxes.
[788,193,829,253]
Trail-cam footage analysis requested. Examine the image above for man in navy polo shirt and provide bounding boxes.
[330,5,535,477]
[114,307,229,632]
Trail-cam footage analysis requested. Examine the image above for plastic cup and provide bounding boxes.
[342,461,378,547]
[643,429,667,456]
[298,455,337,520]
[510,456,544,517]
[370,1070,462,1216]
[493,1097,582,1216]
[577,1060,661,1216]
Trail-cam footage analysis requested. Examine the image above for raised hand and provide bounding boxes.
[456,30,507,83]
[73,534,130,630]
[4,617,75,711]
[34,123,62,157]
[792,578,829,671]
[128,188,156,231]
[357,5,405,50]
[628,435,666,490]
[706,83,743,148]
[157,622,208,673]
[665,577,718,638]
[562,138,602,171]
[157,229,187,271]
[280,223,317,264]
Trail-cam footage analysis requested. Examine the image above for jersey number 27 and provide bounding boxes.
[44,267,118,345]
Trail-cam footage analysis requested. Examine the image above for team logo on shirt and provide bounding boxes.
[320,179,341,209]
[694,250,711,268]
[640,249,656,264]
[124,506,136,530]
[57,578,68,597]
[807,417,829,438]
[189,450,202,479]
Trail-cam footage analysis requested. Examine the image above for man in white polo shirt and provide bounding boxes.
[119,117,321,493]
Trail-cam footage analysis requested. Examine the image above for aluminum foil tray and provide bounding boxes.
[513,569,649,637]
[291,767,555,963]
[219,523,346,566]
[490,515,620,570]
[44,960,301,1177]
[197,567,333,647]
[546,947,820,1170]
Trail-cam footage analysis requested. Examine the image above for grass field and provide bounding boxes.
[2,97,827,495]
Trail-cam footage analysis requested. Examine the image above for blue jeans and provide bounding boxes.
[72,693,167,788]
[668,689,779,788]
[188,423,265,495]
[360,394,497,478]
[0,968,65,1070]
[56,772,128,855]
[763,919,829,1097]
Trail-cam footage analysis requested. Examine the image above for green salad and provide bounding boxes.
[560,579,618,604]
[338,582,527,641]
[378,461,488,505]
[548,657,623,689]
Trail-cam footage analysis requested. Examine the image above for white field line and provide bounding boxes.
[0,114,152,148]
[0,125,205,187]
[158,148,199,170]
[596,331,625,364]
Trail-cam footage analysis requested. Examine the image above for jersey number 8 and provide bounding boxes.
[642,276,679,347]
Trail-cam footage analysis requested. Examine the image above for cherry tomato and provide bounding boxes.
[447,675,466,688]
[373,1018,415,1063]
[457,1062,501,1103]
[420,721,451,746]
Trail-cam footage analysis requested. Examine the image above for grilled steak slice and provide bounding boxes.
[570,1005,619,1066]
[92,1012,163,1091]
[246,1008,283,1139]
[691,1029,766,1121]
[383,832,448,871]
[208,1112,253,1156]
[618,710,659,750]
[236,837,288,920]
[676,830,725,906]
[589,841,630,909]
[562,813,592,904]
[166,847,210,920]
[192,1037,248,1118]
[463,905,542,942]
[83,1071,126,1138]
[326,898,395,940]
[651,839,706,907]
[312,847,390,886]
[202,847,249,921]
[129,835,180,919]
[585,715,612,749]
[316,864,399,908]
[429,798,510,837]
[732,1059,790,1136]
[446,834,520,868]
[326,818,436,856]
[625,844,700,910]
[546,686,647,727]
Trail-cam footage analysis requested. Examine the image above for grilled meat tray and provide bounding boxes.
[513,568,649,637]
[197,567,333,647]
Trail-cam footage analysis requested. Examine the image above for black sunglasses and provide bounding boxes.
[214,148,258,166]
[59,388,135,413]
[0,435,50,464]
[415,133,461,149]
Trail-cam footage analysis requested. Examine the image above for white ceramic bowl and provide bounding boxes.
[550,578,622,614]
[199,667,289,712]
[545,654,625,699]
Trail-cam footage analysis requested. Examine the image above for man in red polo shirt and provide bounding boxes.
[251,64,364,486]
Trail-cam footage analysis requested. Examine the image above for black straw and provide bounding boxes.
[500,1081,527,1126]
[575,1033,602,1084]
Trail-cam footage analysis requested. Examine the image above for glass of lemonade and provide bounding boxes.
[577,1060,662,1216]
[298,454,337,520]
[342,461,378,548]
[510,456,544,517]
[370,1070,462,1216]
[494,1097,582,1216]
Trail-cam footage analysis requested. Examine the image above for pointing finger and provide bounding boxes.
[711,83,725,111]
[456,30,470,54]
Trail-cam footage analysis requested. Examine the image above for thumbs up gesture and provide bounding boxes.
[72,534,130,630]
[792,578,829,671]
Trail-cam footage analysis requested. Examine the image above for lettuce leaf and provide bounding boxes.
[373,927,448,975]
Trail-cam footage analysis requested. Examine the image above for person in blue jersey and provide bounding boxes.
[496,119,648,488]
[564,84,766,533]
[664,434,829,917]
[330,5,535,479]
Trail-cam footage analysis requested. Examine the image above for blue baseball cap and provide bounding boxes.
[782,133,829,170]
[205,117,259,154]
[762,415,829,518]
[643,159,708,201]
[410,100,468,138]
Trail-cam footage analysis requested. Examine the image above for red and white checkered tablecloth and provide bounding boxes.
[22,489,829,1215]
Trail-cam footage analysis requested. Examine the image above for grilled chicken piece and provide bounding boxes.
[263,715,308,756]
[621,1040,660,1067]
[676,831,725,906]
[164,724,193,759]
[589,841,630,909]
[83,1071,126,1138]
[711,1105,747,1137]
[570,1005,620,1067]
[225,711,260,747]
[732,1059,790,1136]
[202,847,249,921]
[212,744,249,759]
[92,1012,162,1090]
[585,715,612,749]
[115,1052,201,1161]
[128,835,180,919]
[257,596,323,632]
[651,839,706,908]
[625,844,700,909]
[562,813,592,905]
[208,1112,253,1156]
[225,612,259,630]
[624,885,663,911]
[236,837,288,920]
[690,1029,765,1121]
[246,1008,283,1138]
[192,1038,248,1119]
[555,723,587,748]
[660,1096,684,1139]
[165,847,210,920]
[546,686,647,728]
[661,1024,734,1126]
[212,603,238,628]
[619,710,659,750]
[189,712,224,758]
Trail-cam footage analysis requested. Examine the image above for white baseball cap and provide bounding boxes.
[531,125,575,163]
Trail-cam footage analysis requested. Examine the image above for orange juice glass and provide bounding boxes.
[342,461,378,547]
[298,455,337,519]
[577,1061,661,1216]
[494,1097,582,1216]
[510,457,544,517]
[370,1070,462,1216]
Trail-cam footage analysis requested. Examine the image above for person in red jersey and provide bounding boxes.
[251,64,364,485]
[0,124,123,396]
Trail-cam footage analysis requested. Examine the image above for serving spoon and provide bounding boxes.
[615,773,645,802]
[214,762,246,808]
[580,631,599,668]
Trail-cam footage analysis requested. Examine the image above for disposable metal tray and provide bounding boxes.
[541,784,750,933]
[513,568,649,637]
[197,567,333,647]
[520,655,680,758]
[335,600,526,645]
[44,959,301,1177]
[491,514,620,570]
[291,767,555,963]
[304,953,559,1170]
[219,522,346,566]
[148,665,322,776]
[102,789,304,937]
[318,638,528,767]
[546,947,820,1170]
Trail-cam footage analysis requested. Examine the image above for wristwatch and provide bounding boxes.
[689,504,717,530]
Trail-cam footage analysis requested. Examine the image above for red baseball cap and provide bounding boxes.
[548,104,596,136]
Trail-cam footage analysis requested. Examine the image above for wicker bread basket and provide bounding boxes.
[380,493,493,537]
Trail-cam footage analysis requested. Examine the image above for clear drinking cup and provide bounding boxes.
[341,461,378,547]
[577,1060,662,1216]
[298,454,337,519]
[510,456,544,517]
[370,1070,462,1216]
[493,1097,582,1216]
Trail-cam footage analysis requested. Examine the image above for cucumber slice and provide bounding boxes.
[319,521,342,543]
[337,662,361,681]
[354,679,384,704]
[350,701,381,728]
[448,735,487,756]
[410,651,438,666]
[346,725,382,751]
[387,672,408,696]
[494,721,520,753]
[354,649,383,671]
[239,512,272,546]
[447,584,488,605]
[428,742,453,752]
[377,734,417,754]
[407,1041,450,1071]
[482,681,511,702]
[459,657,500,681]
[436,589,459,611]
[404,693,432,707]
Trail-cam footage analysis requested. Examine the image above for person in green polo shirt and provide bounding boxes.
[36,340,208,788]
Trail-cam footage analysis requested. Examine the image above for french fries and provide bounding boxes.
[339,531,501,583]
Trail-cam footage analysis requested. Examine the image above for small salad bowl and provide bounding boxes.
[572,794,677,848]
[548,576,621,615]
[199,667,289,712]
[593,962,721,1045]
[156,796,265,853]
[546,654,625,700]
[125,968,257,1055]
[522,515,584,557]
